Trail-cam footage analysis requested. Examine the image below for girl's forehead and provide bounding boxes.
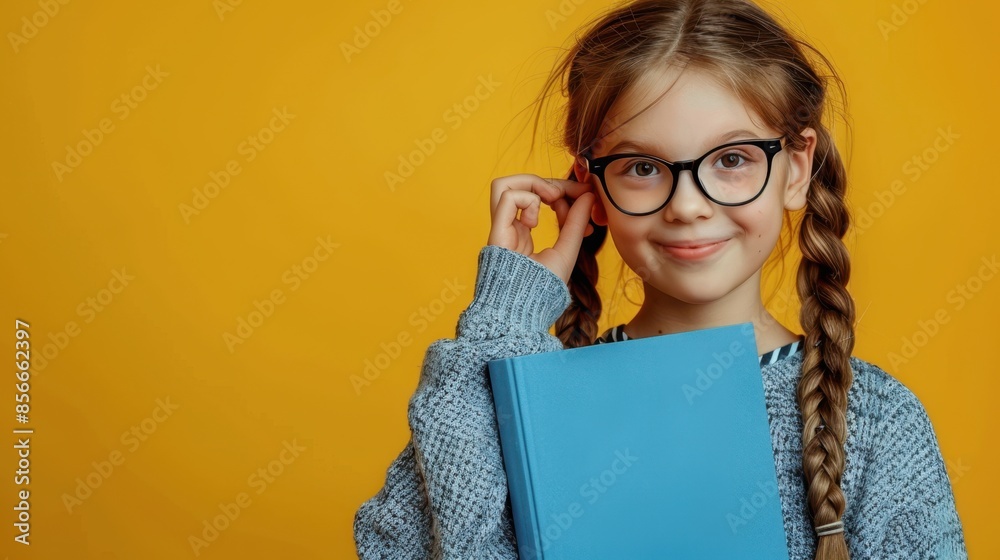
[595,65,770,155]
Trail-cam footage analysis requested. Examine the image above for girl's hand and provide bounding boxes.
[487,174,597,285]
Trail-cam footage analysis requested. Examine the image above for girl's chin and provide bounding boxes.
[644,280,731,306]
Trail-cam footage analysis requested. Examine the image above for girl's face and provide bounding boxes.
[575,65,816,307]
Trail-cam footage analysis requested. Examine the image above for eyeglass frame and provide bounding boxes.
[581,137,786,216]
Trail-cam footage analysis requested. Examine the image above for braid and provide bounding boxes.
[795,127,855,560]
[554,168,608,349]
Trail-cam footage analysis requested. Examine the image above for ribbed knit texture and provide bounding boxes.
[354,244,968,559]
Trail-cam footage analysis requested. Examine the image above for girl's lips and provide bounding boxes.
[657,239,729,260]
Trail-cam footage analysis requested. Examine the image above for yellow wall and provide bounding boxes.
[1,0,994,558]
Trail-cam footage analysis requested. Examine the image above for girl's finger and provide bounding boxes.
[552,192,596,257]
[551,196,570,228]
[489,175,558,215]
[491,189,542,232]
[489,174,590,215]
[542,177,594,200]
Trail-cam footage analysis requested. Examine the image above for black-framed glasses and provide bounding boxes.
[583,137,785,216]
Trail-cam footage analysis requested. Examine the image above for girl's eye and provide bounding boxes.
[633,161,656,176]
[717,153,747,169]
[626,159,659,177]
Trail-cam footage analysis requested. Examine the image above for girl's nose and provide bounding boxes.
[662,170,714,223]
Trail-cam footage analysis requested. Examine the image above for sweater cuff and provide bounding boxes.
[456,245,572,340]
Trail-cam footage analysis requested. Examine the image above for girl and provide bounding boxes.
[354,0,968,558]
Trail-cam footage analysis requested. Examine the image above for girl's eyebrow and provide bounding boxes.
[605,128,764,157]
[605,138,660,155]
[714,128,764,145]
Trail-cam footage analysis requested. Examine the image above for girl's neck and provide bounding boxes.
[624,278,801,356]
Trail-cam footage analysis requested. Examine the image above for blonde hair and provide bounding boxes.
[528,1,855,557]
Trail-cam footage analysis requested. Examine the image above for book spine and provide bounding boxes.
[489,359,544,560]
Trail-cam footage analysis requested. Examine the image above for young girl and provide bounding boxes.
[354,0,968,558]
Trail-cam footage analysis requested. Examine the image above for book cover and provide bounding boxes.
[487,322,790,559]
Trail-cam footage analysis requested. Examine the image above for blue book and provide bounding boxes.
[487,323,790,559]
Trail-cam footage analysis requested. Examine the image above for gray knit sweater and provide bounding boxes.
[354,244,968,559]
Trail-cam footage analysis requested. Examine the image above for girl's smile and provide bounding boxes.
[655,237,730,261]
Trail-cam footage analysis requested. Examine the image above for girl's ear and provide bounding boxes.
[574,157,609,226]
[783,127,817,212]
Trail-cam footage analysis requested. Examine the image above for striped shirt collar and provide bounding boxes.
[594,324,804,368]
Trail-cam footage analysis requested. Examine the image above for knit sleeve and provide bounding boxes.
[862,378,969,560]
[354,245,572,559]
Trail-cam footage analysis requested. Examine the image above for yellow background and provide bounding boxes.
[1,0,996,558]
